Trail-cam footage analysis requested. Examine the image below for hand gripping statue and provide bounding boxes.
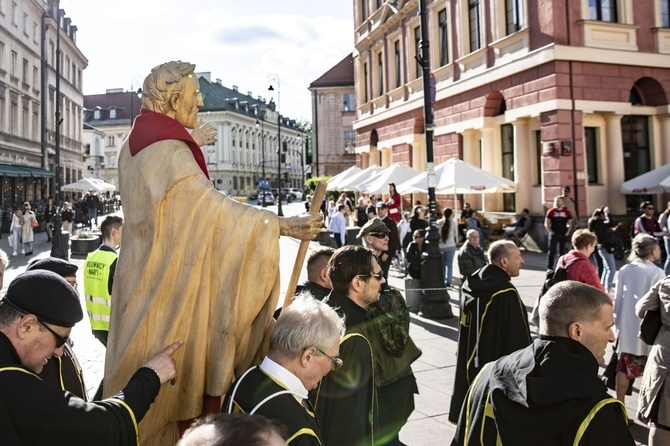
[103,61,322,444]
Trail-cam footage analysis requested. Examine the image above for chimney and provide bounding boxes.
[215,78,222,85]
[232,85,238,92]
[247,91,253,97]
[196,72,211,82]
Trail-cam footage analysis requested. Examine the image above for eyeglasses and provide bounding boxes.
[646,207,655,211]
[316,348,343,370]
[413,235,424,239]
[38,320,68,348]
[368,232,389,239]
[358,271,384,281]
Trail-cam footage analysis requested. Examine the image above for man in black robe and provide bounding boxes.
[224,295,345,445]
[452,281,634,445]
[312,245,383,446]
[294,248,335,300]
[0,270,182,445]
[449,240,531,423]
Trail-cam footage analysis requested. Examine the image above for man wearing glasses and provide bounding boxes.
[634,201,666,239]
[359,219,421,445]
[224,295,345,445]
[313,245,385,446]
[0,270,182,445]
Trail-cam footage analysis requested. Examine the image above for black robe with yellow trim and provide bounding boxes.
[312,290,377,446]
[224,366,322,446]
[0,331,159,445]
[39,343,87,400]
[448,264,531,423]
[452,336,635,445]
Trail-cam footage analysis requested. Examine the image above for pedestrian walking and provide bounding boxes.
[9,207,22,256]
[20,202,36,256]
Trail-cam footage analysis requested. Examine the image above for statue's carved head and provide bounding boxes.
[141,61,204,129]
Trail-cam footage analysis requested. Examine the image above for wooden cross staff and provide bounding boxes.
[280,180,327,314]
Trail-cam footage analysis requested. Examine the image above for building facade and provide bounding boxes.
[198,73,306,196]
[309,54,357,177]
[83,89,142,186]
[0,0,86,208]
[353,0,670,221]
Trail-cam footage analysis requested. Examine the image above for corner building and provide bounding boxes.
[353,0,670,222]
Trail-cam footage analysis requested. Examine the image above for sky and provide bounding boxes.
[61,0,354,121]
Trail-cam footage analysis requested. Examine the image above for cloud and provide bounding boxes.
[216,25,285,45]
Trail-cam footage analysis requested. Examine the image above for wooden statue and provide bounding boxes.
[103,61,321,444]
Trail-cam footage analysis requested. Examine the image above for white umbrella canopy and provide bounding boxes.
[620,163,670,194]
[326,165,362,191]
[355,162,422,195]
[62,177,116,193]
[336,164,383,191]
[396,158,516,195]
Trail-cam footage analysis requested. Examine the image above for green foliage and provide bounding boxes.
[306,176,330,192]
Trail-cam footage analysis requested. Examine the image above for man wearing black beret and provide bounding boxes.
[27,257,87,399]
[0,270,183,445]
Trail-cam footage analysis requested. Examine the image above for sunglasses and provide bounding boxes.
[39,320,69,348]
[368,232,389,239]
[316,348,343,370]
[358,271,384,281]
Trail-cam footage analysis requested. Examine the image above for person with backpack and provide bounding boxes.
[530,230,605,328]
[357,219,421,446]
[555,229,606,293]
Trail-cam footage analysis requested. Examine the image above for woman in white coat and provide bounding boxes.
[20,201,36,256]
[614,233,665,405]
[9,207,22,256]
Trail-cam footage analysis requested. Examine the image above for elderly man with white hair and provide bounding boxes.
[224,295,345,446]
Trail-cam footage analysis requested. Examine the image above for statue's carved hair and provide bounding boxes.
[141,61,196,114]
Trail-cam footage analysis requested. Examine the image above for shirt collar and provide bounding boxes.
[259,356,308,400]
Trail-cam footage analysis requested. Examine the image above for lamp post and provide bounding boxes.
[255,114,267,207]
[418,0,453,319]
[268,74,283,217]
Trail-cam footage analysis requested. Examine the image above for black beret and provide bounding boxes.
[4,270,83,328]
[27,257,78,278]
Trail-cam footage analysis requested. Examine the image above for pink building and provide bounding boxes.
[352,0,670,222]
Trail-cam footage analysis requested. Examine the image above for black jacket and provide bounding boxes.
[453,336,634,445]
[313,291,377,446]
[0,331,159,445]
[448,264,531,423]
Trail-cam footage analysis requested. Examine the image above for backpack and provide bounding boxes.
[366,288,422,386]
[540,257,585,297]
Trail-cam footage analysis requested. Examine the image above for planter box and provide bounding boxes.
[318,231,333,246]
[71,237,101,257]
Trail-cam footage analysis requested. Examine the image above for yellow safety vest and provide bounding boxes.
[83,249,117,331]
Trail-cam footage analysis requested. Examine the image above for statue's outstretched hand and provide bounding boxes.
[192,120,218,146]
[278,213,323,240]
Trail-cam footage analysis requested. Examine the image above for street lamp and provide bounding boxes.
[417,0,453,319]
[255,114,267,207]
[268,74,283,217]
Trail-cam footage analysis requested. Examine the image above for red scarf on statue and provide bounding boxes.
[128,109,210,179]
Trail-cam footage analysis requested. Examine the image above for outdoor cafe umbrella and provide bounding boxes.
[61,177,116,193]
[335,164,383,191]
[355,162,422,195]
[396,158,516,209]
[326,165,361,191]
[620,163,670,194]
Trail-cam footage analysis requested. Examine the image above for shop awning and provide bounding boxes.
[0,164,55,178]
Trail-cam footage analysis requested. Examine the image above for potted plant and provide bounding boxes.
[70,229,101,256]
